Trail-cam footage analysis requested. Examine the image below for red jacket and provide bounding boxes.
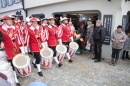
[58,24,73,42]
[46,25,58,47]
[27,25,44,52]
[0,25,20,60]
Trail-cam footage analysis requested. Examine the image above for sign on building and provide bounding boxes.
[103,15,112,45]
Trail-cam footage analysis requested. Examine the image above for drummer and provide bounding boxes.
[58,17,74,63]
[27,17,43,76]
[45,17,63,67]
[41,18,48,48]
[41,18,48,28]
[0,15,21,86]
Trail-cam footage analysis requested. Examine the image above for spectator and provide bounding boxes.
[85,23,94,57]
[0,73,11,86]
[92,20,105,62]
[76,22,85,54]
[122,31,130,60]
[110,25,126,66]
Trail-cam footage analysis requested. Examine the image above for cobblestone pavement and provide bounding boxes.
[19,52,130,86]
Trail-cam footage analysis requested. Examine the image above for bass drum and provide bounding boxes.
[56,44,67,62]
[69,42,79,58]
[40,48,53,68]
[12,54,31,77]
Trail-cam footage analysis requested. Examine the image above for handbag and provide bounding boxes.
[86,41,91,50]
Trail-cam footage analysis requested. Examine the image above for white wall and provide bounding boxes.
[121,0,130,15]
[26,0,125,59]
[24,0,71,9]
[0,2,23,14]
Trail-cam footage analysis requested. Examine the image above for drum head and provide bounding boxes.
[40,48,54,58]
[13,54,29,69]
[56,44,67,54]
[69,42,79,50]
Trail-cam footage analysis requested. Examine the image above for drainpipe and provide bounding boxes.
[21,0,27,18]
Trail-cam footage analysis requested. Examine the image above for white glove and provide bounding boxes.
[19,46,25,54]
[45,42,48,47]
[76,34,80,39]
[70,37,74,42]
[24,46,28,53]
[42,42,48,48]
[58,39,62,44]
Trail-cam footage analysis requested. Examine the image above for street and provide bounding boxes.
[19,52,130,86]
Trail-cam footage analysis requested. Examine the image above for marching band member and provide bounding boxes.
[41,18,48,48]
[45,17,62,67]
[0,15,21,86]
[15,19,29,54]
[27,17,43,76]
[58,17,74,63]
[25,16,33,54]
[41,18,48,28]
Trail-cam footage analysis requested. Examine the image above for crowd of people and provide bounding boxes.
[0,14,130,86]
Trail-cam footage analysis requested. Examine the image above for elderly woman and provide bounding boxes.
[110,25,126,66]
[122,31,130,60]
[76,22,85,54]
[86,23,94,57]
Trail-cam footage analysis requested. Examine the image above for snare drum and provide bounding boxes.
[69,42,79,58]
[12,54,31,77]
[40,48,53,68]
[56,44,67,62]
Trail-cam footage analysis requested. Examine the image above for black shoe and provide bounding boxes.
[32,62,37,68]
[94,59,101,63]
[69,59,73,63]
[58,63,63,67]
[16,83,21,86]
[92,57,97,60]
[38,71,43,76]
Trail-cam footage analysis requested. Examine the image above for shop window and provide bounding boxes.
[1,0,7,8]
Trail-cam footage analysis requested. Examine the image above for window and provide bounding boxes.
[8,0,12,5]
[15,0,21,3]
[1,0,7,8]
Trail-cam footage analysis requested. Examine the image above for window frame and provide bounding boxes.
[1,0,7,8]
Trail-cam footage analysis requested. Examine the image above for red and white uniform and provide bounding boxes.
[0,24,23,59]
[58,23,73,42]
[45,25,58,47]
[27,25,45,52]
[41,23,48,43]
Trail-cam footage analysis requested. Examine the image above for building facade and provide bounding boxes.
[0,0,130,59]
[0,0,25,20]
[23,0,130,59]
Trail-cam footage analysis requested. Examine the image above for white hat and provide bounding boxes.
[30,17,40,21]
[41,18,48,21]
[60,17,69,22]
[48,17,56,20]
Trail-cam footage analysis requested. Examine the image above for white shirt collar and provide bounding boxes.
[62,23,66,26]
[42,23,48,26]
[2,24,15,31]
[30,25,39,30]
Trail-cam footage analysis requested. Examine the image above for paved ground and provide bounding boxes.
[19,52,130,86]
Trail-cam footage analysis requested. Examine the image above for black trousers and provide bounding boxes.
[8,59,15,71]
[76,40,82,50]
[94,41,102,61]
[122,50,129,59]
[49,46,56,57]
[33,52,41,64]
[62,42,69,53]
[112,48,121,59]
